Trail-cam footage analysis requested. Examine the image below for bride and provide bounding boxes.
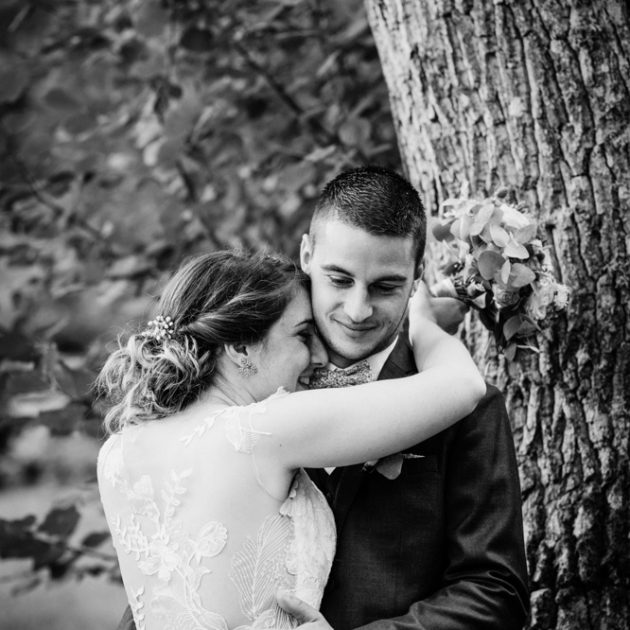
[97,249,485,630]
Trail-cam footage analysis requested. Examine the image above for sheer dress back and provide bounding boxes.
[97,391,336,630]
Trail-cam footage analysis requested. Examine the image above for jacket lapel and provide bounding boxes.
[331,335,417,533]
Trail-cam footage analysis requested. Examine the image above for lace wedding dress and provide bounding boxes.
[98,391,336,630]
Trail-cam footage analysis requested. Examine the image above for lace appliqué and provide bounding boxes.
[224,388,288,454]
[229,513,293,627]
[98,389,336,630]
[129,586,146,630]
[101,443,229,630]
[228,470,335,630]
[281,470,336,610]
[180,389,287,451]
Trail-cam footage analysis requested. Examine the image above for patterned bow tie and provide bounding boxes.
[308,360,373,389]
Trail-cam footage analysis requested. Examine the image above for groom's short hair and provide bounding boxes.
[310,166,426,269]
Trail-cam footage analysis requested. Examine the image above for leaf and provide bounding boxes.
[33,543,66,571]
[0,518,48,560]
[81,531,111,548]
[276,161,317,193]
[450,214,473,241]
[0,56,30,103]
[469,203,495,236]
[338,116,371,147]
[11,576,42,596]
[38,505,80,539]
[504,343,517,361]
[432,220,455,241]
[39,403,87,436]
[180,27,213,53]
[503,315,524,341]
[0,329,38,361]
[500,203,531,229]
[477,250,505,280]
[106,255,152,279]
[64,112,95,135]
[508,263,536,288]
[43,87,82,112]
[303,145,336,163]
[504,237,529,259]
[500,259,511,284]
[7,390,72,418]
[514,223,537,244]
[471,293,488,308]
[134,0,170,38]
[53,362,94,400]
[375,453,404,480]
[489,223,510,247]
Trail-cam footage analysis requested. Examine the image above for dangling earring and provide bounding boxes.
[239,357,258,376]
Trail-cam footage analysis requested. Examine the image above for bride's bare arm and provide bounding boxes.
[260,304,485,470]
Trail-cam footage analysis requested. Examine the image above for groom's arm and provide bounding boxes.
[116,606,135,630]
[358,387,530,630]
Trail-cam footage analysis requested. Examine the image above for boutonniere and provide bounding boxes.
[362,453,425,480]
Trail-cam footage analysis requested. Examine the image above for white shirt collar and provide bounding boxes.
[327,335,399,381]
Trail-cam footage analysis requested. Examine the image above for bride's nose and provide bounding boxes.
[308,333,328,369]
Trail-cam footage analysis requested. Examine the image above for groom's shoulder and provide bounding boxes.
[474,382,507,414]
[459,382,511,438]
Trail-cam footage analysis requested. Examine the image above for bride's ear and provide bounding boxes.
[223,343,250,369]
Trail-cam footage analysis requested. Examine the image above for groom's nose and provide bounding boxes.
[344,286,373,322]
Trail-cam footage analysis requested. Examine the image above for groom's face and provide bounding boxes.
[301,218,417,368]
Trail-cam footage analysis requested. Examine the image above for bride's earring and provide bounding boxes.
[239,357,258,376]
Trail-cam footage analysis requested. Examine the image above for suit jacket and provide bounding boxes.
[116,335,529,630]
[306,335,530,630]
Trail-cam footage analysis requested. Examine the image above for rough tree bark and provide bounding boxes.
[366,1,630,628]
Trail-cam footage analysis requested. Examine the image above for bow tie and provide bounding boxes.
[308,360,373,389]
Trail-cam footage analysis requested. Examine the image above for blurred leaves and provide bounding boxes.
[0,0,400,591]
[0,504,118,593]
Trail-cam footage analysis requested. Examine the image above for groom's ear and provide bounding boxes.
[299,234,313,273]
[414,260,425,281]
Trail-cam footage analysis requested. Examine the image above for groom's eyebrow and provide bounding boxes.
[373,274,408,283]
[322,264,407,283]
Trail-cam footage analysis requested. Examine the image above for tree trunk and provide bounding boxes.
[366,0,630,628]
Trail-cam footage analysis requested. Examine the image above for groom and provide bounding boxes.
[279,167,529,630]
[116,166,529,630]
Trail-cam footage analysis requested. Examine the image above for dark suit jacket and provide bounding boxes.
[116,336,529,630]
[307,336,529,630]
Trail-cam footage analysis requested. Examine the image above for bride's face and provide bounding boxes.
[250,287,327,395]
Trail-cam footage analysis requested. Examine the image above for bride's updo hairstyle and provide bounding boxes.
[97,250,307,434]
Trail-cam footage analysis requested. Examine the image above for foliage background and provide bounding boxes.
[0,0,403,627]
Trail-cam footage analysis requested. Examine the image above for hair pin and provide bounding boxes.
[143,315,175,341]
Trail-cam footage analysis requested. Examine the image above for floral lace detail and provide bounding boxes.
[281,470,336,610]
[98,389,335,630]
[102,451,230,628]
[129,586,146,630]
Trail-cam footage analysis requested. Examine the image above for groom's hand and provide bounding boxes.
[276,590,333,630]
